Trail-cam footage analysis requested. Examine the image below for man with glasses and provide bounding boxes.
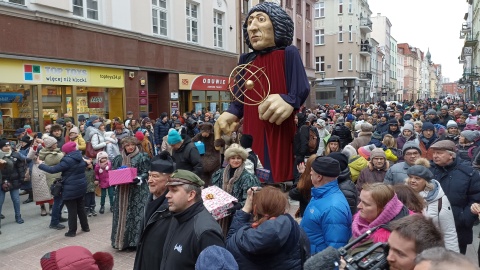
[384,141,421,185]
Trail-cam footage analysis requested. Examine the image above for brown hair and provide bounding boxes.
[392,185,425,213]
[297,154,317,201]
[252,186,289,227]
[362,183,395,213]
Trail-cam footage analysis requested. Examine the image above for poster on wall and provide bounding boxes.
[194,103,202,114]
[222,103,229,112]
[210,103,217,113]
[170,101,179,116]
[87,92,105,108]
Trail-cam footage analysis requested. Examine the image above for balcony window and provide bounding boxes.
[73,0,99,20]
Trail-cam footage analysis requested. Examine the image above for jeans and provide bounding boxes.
[84,192,96,208]
[100,187,114,206]
[0,188,20,217]
[64,197,89,234]
[49,195,63,226]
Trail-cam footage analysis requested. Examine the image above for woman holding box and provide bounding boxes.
[110,136,150,250]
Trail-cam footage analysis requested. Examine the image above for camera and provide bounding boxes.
[337,226,390,270]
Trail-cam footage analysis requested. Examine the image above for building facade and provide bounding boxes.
[396,46,405,101]
[370,13,392,100]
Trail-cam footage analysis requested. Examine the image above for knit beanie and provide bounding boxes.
[358,144,376,160]
[61,141,77,154]
[371,131,383,140]
[422,122,435,131]
[43,136,58,148]
[346,114,355,122]
[327,152,349,171]
[0,139,9,149]
[402,141,422,155]
[403,124,414,133]
[240,134,253,149]
[93,122,103,129]
[426,109,437,115]
[40,246,114,270]
[69,126,79,135]
[360,122,373,132]
[134,131,145,142]
[327,135,341,144]
[446,120,458,129]
[370,148,386,160]
[195,245,238,270]
[311,156,341,177]
[461,130,480,143]
[89,115,99,122]
[167,129,182,145]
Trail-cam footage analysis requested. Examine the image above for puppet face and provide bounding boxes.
[247,11,275,50]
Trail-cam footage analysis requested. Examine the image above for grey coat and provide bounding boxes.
[383,161,411,185]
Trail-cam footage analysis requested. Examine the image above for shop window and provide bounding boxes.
[316,91,336,100]
[0,84,34,140]
[73,0,99,21]
[192,90,231,113]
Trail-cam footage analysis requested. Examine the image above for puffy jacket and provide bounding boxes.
[456,143,475,162]
[332,124,353,148]
[375,121,389,134]
[430,158,480,246]
[420,180,459,252]
[348,155,368,182]
[337,168,358,215]
[300,180,352,254]
[105,137,120,161]
[154,120,172,145]
[70,135,86,151]
[384,161,412,186]
[349,132,372,151]
[226,211,309,270]
[172,135,203,177]
[0,151,27,190]
[38,148,64,187]
[94,161,111,189]
[90,129,106,150]
[39,150,87,201]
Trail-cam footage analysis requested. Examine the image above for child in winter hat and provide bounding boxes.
[94,151,113,214]
[40,245,113,270]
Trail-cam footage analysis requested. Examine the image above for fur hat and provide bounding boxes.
[224,143,248,161]
[61,142,77,154]
[151,151,176,174]
[446,120,458,129]
[43,136,58,148]
[96,151,108,162]
[40,245,114,270]
[360,122,373,132]
[407,158,433,181]
[69,127,79,135]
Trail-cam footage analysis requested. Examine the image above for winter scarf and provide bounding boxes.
[352,194,404,239]
[419,179,440,203]
[121,146,140,167]
[222,163,245,194]
[420,134,438,149]
[0,149,12,158]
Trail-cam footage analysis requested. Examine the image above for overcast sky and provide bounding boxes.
[368,0,468,82]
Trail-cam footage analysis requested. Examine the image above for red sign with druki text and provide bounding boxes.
[87,92,104,108]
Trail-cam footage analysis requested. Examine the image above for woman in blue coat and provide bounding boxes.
[38,142,89,237]
[226,186,309,270]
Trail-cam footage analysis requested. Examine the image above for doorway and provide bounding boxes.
[148,94,158,120]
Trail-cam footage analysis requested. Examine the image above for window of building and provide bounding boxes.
[192,91,232,113]
[348,25,352,41]
[296,0,302,15]
[186,2,199,43]
[213,11,223,48]
[348,0,353,13]
[338,26,343,42]
[306,42,311,67]
[339,0,343,14]
[315,2,325,18]
[7,0,25,5]
[242,0,249,14]
[306,3,311,20]
[152,0,167,36]
[316,91,336,100]
[286,0,292,8]
[348,53,353,70]
[315,29,325,45]
[315,56,325,72]
[338,54,343,71]
[73,0,99,20]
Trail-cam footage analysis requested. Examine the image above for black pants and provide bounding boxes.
[84,192,96,208]
[64,197,89,234]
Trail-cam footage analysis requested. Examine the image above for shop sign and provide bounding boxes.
[139,97,148,105]
[0,93,23,103]
[179,74,230,91]
[87,92,105,108]
[0,59,124,88]
[139,89,147,97]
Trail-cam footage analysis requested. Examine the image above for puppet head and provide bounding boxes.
[243,2,294,51]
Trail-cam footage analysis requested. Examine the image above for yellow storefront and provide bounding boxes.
[0,59,125,136]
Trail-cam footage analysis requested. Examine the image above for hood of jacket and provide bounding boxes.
[64,150,84,162]
[105,136,117,144]
[177,134,192,151]
[337,168,351,183]
[349,155,368,171]
[38,147,62,160]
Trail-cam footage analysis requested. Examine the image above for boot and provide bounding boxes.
[90,206,97,216]
[23,190,33,204]
[40,204,47,216]
[15,215,24,224]
[99,205,105,214]
[86,207,92,217]
[48,204,52,216]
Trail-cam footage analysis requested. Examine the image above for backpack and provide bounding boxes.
[308,127,318,153]
[247,151,258,172]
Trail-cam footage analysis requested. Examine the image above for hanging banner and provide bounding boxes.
[0,93,23,103]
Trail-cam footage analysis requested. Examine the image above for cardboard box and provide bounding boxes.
[202,185,238,220]
[108,167,138,185]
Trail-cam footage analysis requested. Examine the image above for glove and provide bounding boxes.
[227,201,242,215]
[132,177,142,186]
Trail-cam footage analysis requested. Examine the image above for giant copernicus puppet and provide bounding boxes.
[214,2,309,182]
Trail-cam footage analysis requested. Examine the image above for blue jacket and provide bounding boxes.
[430,158,480,246]
[300,180,352,254]
[226,210,309,270]
[39,150,87,201]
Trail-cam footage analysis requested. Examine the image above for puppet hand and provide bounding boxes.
[258,94,294,125]
[214,112,239,150]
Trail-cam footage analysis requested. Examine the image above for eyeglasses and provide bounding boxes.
[404,152,419,157]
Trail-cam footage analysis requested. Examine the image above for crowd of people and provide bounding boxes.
[3,99,480,269]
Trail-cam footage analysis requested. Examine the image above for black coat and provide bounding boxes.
[172,135,203,177]
[134,191,172,270]
[337,168,358,215]
[154,120,172,145]
[332,124,353,148]
[430,158,480,246]
[289,186,309,218]
[0,151,28,190]
[293,125,320,163]
[39,150,87,201]
[375,122,389,134]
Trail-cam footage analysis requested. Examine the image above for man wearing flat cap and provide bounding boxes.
[134,151,175,270]
[160,169,224,270]
[300,156,352,255]
[430,140,480,255]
